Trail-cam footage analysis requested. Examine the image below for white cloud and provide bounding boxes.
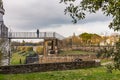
[2,0,116,37]
[34,20,115,37]
[77,28,89,32]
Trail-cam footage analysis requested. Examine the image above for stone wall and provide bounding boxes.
[0,61,100,74]
[72,46,100,52]
[39,55,96,63]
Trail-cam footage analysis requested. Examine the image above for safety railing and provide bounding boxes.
[8,32,65,40]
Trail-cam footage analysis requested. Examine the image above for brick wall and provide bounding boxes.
[0,61,100,74]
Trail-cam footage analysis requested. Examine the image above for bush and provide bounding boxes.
[17,46,21,51]
[25,46,33,52]
[17,46,26,51]
[17,46,33,52]
[35,46,43,55]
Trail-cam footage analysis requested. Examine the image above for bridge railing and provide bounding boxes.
[55,33,65,40]
[8,32,36,38]
[8,32,65,40]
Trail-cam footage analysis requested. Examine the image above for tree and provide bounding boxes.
[72,33,81,46]
[61,0,120,72]
[79,33,92,45]
[60,0,120,31]
[91,34,102,46]
[97,39,120,72]
[79,32,102,46]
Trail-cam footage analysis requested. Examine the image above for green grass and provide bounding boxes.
[0,74,4,80]
[0,67,120,80]
[59,50,96,55]
[8,50,118,80]
[11,50,95,65]
[11,51,36,65]
[11,52,26,65]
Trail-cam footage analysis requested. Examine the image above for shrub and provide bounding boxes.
[25,46,33,52]
[17,46,33,52]
[20,46,26,51]
[17,46,26,51]
[36,46,43,55]
[17,46,21,51]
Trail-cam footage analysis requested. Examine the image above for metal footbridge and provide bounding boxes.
[0,31,65,65]
[7,32,64,40]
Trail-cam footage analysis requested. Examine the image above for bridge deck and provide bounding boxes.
[7,32,64,40]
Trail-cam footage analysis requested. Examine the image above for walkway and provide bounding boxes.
[101,61,113,66]
[8,32,64,40]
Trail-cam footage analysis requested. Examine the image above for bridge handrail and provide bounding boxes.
[8,32,65,40]
[55,33,65,40]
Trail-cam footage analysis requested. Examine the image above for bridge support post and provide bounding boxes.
[51,39,55,54]
[43,40,48,57]
[51,39,59,55]
[55,39,59,55]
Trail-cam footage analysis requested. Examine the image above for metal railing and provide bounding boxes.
[8,32,65,40]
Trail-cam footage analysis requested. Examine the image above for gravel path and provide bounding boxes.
[101,61,113,66]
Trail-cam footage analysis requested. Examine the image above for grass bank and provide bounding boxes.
[0,67,120,80]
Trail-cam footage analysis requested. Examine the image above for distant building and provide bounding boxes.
[100,33,120,46]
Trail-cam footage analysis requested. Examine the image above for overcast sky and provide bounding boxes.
[3,0,117,37]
